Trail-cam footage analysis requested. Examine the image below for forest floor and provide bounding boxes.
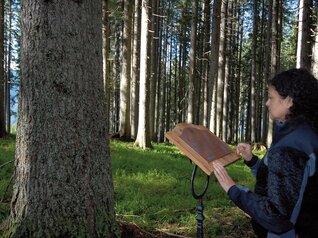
[1,137,258,238]
[118,220,255,238]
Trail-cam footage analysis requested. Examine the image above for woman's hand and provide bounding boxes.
[236,143,253,161]
[212,162,236,193]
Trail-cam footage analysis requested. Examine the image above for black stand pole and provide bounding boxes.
[191,165,210,238]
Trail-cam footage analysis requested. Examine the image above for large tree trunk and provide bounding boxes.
[8,1,119,237]
[0,0,5,137]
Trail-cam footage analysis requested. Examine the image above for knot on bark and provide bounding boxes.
[53,81,69,95]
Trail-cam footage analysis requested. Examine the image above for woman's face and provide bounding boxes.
[265,86,293,121]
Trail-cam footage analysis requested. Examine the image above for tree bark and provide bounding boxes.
[202,0,211,128]
[250,0,258,143]
[135,0,152,149]
[119,0,133,139]
[5,0,12,134]
[312,1,318,78]
[151,0,160,141]
[159,11,168,142]
[8,1,119,237]
[103,0,111,134]
[209,0,221,133]
[111,24,122,133]
[150,0,158,140]
[216,0,228,138]
[237,3,244,142]
[187,0,198,124]
[296,0,314,70]
[266,0,280,146]
[0,0,5,137]
[131,0,141,139]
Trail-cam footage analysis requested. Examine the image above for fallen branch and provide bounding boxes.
[0,159,15,169]
[116,214,141,218]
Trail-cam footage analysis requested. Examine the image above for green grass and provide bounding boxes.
[0,137,262,237]
[0,136,15,225]
[111,140,258,237]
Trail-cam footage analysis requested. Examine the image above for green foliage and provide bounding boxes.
[0,138,264,237]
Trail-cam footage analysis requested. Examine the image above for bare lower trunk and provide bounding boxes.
[8,1,119,237]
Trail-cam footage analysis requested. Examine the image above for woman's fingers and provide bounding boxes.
[213,162,227,180]
[212,162,236,192]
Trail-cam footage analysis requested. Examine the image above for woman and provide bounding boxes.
[213,68,318,238]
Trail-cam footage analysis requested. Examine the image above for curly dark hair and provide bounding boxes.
[269,68,318,131]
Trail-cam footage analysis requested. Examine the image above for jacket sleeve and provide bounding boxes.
[228,147,308,234]
[244,155,261,177]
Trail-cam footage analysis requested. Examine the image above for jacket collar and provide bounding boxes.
[272,116,310,145]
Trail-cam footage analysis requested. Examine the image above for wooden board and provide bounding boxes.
[165,123,240,175]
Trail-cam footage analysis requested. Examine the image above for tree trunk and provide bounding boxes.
[103,0,111,134]
[159,14,168,142]
[155,4,163,142]
[150,0,158,140]
[178,2,188,124]
[119,0,133,139]
[8,1,119,237]
[228,0,239,143]
[209,0,221,133]
[216,0,228,138]
[312,1,318,78]
[5,0,12,134]
[267,0,280,146]
[250,0,258,143]
[237,4,244,142]
[0,0,5,137]
[296,0,314,69]
[111,24,122,133]
[202,0,211,128]
[166,30,172,132]
[131,0,141,139]
[262,0,272,144]
[187,0,198,124]
[135,0,152,149]
[222,49,229,142]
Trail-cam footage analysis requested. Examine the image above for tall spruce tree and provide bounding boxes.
[7,1,119,237]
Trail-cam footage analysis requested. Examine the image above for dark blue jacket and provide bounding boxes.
[228,117,318,237]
